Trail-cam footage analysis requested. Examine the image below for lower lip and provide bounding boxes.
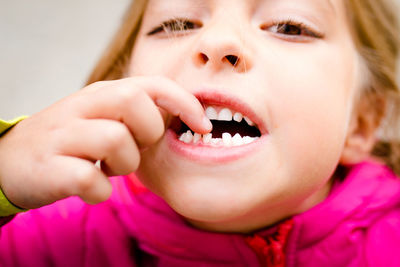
[166,129,267,164]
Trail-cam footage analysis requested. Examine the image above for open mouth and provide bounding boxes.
[172,105,262,147]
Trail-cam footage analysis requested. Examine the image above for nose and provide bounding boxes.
[192,22,253,73]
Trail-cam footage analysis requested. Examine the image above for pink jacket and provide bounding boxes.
[0,161,399,266]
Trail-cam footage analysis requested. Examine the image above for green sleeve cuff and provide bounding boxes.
[0,189,26,216]
[0,116,28,136]
[0,116,29,216]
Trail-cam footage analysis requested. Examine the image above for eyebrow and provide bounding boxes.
[150,0,337,17]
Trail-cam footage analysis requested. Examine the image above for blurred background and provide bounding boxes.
[0,0,131,120]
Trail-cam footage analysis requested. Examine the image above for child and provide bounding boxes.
[0,0,399,266]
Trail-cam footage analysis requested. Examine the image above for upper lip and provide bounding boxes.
[194,90,268,135]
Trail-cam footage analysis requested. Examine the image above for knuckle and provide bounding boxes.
[102,124,129,152]
[115,85,142,106]
[83,80,109,93]
[152,75,169,85]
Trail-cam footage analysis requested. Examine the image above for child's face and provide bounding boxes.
[129,0,363,232]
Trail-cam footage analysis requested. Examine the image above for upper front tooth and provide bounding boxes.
[244,116,254,126]
[205,107,218,120]
[218,108,233,121]
[233,112,243,122]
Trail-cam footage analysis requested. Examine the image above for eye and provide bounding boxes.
[261,19,324,40]
[147,18,201,36]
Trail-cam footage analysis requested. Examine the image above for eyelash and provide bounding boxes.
[147,18,324,40]
[261,19,324,39]
[147,18,201,36]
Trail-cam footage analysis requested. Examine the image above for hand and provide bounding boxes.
[0,76,211,208]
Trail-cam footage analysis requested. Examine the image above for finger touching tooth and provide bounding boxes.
[203,133,212,144]
[193,133,201,143]
[205,107,218,120]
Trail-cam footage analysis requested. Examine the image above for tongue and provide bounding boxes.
[179,120,261,138]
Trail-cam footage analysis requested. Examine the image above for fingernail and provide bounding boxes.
[202,117,213,132]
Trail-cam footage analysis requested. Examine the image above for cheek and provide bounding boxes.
[129,38,191,76]
[260,42,358,180]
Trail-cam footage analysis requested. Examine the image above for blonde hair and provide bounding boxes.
[87,0,148,83]
[345,0,400,173]
[87,0,400,173]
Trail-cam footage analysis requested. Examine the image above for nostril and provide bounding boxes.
[198,53,209,64]
[224,55,239,66]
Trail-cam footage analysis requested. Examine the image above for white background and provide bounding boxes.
[0,0,131,120]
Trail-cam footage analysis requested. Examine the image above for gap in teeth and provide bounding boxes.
[176,105,261,146]
[179,130,259,147]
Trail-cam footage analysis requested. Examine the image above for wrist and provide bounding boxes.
[0,116,30,216]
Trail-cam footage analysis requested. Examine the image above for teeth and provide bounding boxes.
[244,116,254,126]
[178,131,258,147]
[205,107,218,120]
[182,130,193,143]
[179,133,186,142]
[180,105,260,147]
[204,105,255,127]
[232,133,244,146]
[218,108,233,121]
[222,133,232,146]
[233,112,243,122]
[193,133,201,143]
[243,136,257,144]
[211,138,222,145]
[203,133,212,144]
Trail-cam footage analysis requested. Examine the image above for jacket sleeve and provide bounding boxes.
[365,209,400,267]
[0,197,89,267]
[0,116,29,217]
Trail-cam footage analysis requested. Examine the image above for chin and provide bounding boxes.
[137,163,247,221]
[135,146,262,224]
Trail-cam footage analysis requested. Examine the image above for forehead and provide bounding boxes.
[146,0,337,14]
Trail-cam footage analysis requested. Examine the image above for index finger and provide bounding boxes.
[139,76,213,134]
[80,76,212,141]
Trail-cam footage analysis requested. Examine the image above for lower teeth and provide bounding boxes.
[178,131,258,147]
